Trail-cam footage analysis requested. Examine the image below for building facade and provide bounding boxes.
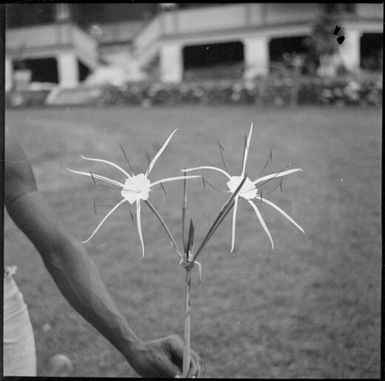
[5,3,383,89]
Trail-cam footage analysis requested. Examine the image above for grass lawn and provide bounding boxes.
[4,105,381,378]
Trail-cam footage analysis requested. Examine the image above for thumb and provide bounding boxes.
[166,336,184,371]
[158,340,182,378]
[162,359,182,378]
[170,343,202,378]
[167,337,200,377]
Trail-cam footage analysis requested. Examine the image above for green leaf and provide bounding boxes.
[192,175,247,262]
[186,219,194,258]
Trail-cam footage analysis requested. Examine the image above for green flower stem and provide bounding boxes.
[182,267,192,378]
[182,172,187,253]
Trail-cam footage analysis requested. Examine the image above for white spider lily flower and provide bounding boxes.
[182,123,304,252]
[121,173,151,203]
[227,176,258,200]
[68,129,200,257]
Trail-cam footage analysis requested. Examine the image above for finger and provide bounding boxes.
[166,336,202,377]
[194,351,203,378]
[160,359,181,378]
[187,358,198,378]
[187,351,202,378]
[149,344,181,378]
[167,336,184,371]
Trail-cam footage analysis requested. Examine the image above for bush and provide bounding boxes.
[6,76,382,108]
[6,89,51,107]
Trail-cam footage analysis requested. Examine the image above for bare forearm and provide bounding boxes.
[43,234,141,358]
[6,192,141,362]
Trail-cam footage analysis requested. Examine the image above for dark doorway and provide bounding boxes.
[360,33,383,71]
[182,41,244,80]
[78,60,91,82]
[13,57,59,83]
[269,35,308,73]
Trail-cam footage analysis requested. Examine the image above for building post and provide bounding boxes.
[159,42,183,82]
[57,51,79,87]
[339,28,361,72]
[5,56,13,91]
[243,36,269,79]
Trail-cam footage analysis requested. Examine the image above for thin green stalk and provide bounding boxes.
[182,267,192,378]
[182,172,187,253]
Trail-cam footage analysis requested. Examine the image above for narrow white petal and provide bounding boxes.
[136,200,145,258]
[257,196,305,234]
[248,200,274,250]
[81,199,126,244]
[230,196,239,253]
[241,123,253,177]
[81,155,131,178]
[181,166,231,179]
[253,168,302,186]
[67,168,124,187]
[150,175,201,188]
[146,129,177,176]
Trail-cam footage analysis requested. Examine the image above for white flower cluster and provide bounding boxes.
[69,124,304,258]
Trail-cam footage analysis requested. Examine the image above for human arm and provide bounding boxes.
[4,127,200,377]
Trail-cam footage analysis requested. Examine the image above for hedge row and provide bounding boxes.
[6,76,382,108]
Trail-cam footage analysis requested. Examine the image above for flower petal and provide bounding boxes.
[247,200,274,250]
[81,199,126,244]
[253,168,302,186]
[67,168,124,188]
[241,123,253,177]
[150,175,201,188]
[182,166,231,179]
[81,155,132,178]
[256,196,305,234]
[230,196,239,253]
[136,200,145,258]
[146,129,177,176]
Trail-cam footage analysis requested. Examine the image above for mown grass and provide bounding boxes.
[4,105,381,378]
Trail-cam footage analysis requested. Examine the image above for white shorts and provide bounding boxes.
[3,266,37,376]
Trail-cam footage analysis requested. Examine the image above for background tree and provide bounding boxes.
[304,4,346,76]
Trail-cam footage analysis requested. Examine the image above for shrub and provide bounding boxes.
[6,76,382,108]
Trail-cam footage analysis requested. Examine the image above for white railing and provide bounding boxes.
[6,24,64,51]
[172,4,249,34]
[6,23,98,69]
[71,24,98,69]
[356,3,384,19]
[264,3,322,24]
[133,3,325,65]
[134,16,162,58]
[98,21,145,44]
